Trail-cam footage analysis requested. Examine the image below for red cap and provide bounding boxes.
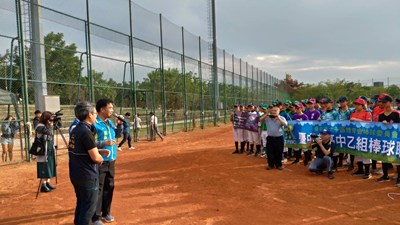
[378,93,389,100]
[353,98,366,105]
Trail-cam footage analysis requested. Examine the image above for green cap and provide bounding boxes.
[284,100,292,105]
[262,104,269,109]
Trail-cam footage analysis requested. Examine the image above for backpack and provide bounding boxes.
[28,124,46,156]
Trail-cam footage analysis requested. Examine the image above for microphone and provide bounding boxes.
[113,113,124,121]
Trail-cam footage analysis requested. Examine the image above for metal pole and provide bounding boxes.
[239,58,242,104]
[245,62,248,103]
[15,0,30,161]
[120,61,129,114]
[8,37,18,92]
[86,0,94,101]
[159,14,167,135]
[198,36,204,129]
[77,52,86,102]
[128,0,137,126]
[232,54,235,104]
[223,50,226,124]
[181,26,188,131]
[211,0,218,126]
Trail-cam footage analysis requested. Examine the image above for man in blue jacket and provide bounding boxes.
[92,99,118,224]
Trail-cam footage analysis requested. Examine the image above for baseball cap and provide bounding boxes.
[380,95,393,103]
[247,103,254,107]
[395,98,400,104]
[239,103,244,107]
[261,104,269,110]
[378,93,389,100]
[320,129,331,135]
[307,98,316,104]
[353,98,366,105]
[337,96,348,102]
[318,98,326,104]
[321,98,333,103]
[294,102,303,108]
[284,100,292,105]
[272,99,282,106]
[234,104,238,107]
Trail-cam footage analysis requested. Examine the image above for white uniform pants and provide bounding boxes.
[233,128,243,142]
[261,131,268,147]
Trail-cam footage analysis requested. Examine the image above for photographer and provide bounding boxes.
[69,101,107,225]
[1,115,19,162]
[260,106,288,170]
[307,129,335,179]
[35,111,57,192]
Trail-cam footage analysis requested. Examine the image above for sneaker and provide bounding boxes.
[282,158,288,163]
[40,184,51,193]
[347,165,354,172]
[266,166,273,170]
[337,162,343,168]
[92,220,104,225]
[46,182,56,190]
[372,168,383,175]
[117,147,122,151]
[376,176,390,182]
[328,172,334,179]
[395,179,400,187]
[316,170,323,175]
[363,173,372,179]
[129,147,135,150]
[260,153,266,158]
[102,214,115,223]
[232,150,239,154]
[352,170,364,176]
[291,160,299,165]
[277,166,284,170]
[246,151,254,156]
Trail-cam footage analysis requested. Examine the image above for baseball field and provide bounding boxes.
[1,124,400,225]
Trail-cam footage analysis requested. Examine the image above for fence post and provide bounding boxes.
[159,14,167,135]
[181,27,188,131]
[223,50,226,124]
[211,0,218,126]
[85,0,94,102]
[15,0,30,161]
[198,36,204,129]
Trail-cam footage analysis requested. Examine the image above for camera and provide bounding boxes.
[269,115,276,118]
[51,109,63,129]
[310,134,319,138]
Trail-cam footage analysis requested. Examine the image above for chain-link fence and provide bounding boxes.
[0,0,291,164]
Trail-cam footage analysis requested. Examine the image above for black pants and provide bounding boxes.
[118,132,132,148]
[93,161,115,222]
[71,178,98,225]
[266,136,284,168]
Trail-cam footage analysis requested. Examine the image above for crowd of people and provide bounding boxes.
[230,93,400,184]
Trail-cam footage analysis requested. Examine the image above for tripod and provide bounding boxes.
[54,124,68,149]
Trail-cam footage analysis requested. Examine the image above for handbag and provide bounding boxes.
[29,137,46,156]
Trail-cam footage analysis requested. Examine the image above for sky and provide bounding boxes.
[1,0,400,86]
[132,0,400,86]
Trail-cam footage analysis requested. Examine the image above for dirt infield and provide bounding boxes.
[1,124,400,225]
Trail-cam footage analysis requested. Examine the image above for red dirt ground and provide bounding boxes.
[1,124,400,225]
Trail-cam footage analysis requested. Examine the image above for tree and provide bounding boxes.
[44,32,82,104]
